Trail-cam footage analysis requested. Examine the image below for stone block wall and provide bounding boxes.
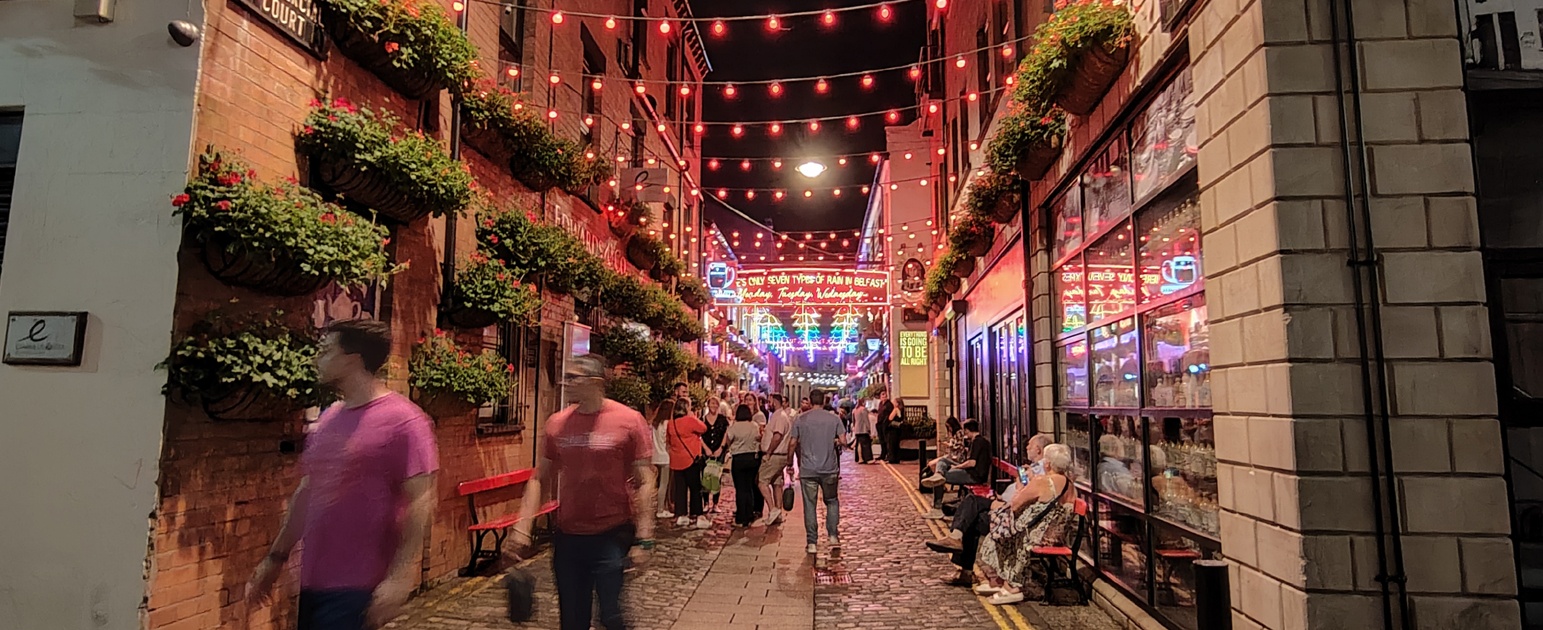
[1190,0,1516,627]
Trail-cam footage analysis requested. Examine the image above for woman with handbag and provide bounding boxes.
[973,444,1076,604]
[664,399,710,529]
[719,404,764,527]
[700,397,731,513]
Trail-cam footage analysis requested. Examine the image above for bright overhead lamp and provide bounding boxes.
[796,161,827,178]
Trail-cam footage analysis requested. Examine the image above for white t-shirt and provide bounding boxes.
[760,408,794,455]
[651,422,671,466]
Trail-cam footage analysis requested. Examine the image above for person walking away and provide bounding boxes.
[875,394,895,462]
[786,390,848,555]
[720,405,764,527]
[755,394,795,526]
[884,398,908,464]
[508,354,656,630]
[700,399,731,513]
[664,400,711,529]
[650,403,675,520]
[851,399,876,464]
[246,319,438,630]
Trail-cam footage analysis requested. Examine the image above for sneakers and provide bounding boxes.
[988,590,1025,605]
[920,474,946,489]
[767,509,785,525]
[806,544,818,554]
[923,508,946,520]
[829,536,841,557]
[656,510,674,519]
[973,583,1001,595]
[925,536,964,553]
[695,516,712,529]
[675,516,691,527]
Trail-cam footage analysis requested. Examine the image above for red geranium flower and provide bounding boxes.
[320,212,337,223]
[216,200,232,211]
[171,193,190,207]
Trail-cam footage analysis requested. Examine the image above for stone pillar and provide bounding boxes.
[1191,0,1516,628]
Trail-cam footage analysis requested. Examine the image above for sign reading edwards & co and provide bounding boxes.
[231,0,327,58]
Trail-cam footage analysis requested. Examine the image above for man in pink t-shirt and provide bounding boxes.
[513,354,656,630]
[246,320,439,630]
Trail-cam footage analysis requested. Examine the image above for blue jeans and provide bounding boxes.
[800,475,840,545]
[943,468,976,485]
[298,590,372,630]
[553,526,632,630]
[935,457,958,474]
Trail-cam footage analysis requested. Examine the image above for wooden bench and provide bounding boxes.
[457,469,558,576]
[1030,498,1090,604]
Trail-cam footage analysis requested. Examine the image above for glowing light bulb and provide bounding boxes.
[693,123,704,134]
[928,102,939,114]
[740,160,751,171]
[808,120,820,132]
[1002,45,1014,57]
[955,56,966,68]
[657,123,666,132]
[935,0,947,8]
[822,10,836,25]
[746,190,756,200]
[723,84,737,98]
[769,122,782,135]
[769,82,783,96]
[937,147,946,156]
[658,21,671,35]
[547,109,558,119]
[847,116,860,129]
[886,110,900,123]
[583,116,594,127]
[838,157,848,165]
[591,78,603,90]
[708,159,720,170]
[870,153,881,163]
[903,152,913,160]
[548,73,560,84]
[909,66,922,80]
[550,11,563,24]
[679,85,691,96]
[804,190,813,198]
[834,189,843,196]
[968,91,979,102]
[861,74,875,89]
[774,190,785,200]
[815,78,829,94]
[711,20,726,36]
[767,15,781,31]
[634,84,646,94]
[604,16,617,29]
[878,4,892,20]
[731,125,744,137]
[772,160,783,170]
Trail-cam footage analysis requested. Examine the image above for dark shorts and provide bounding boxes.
[298,589,372,630]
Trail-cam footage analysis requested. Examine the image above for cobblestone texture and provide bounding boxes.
[387,452,1123,630]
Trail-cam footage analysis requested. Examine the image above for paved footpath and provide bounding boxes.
[386,453,1122,630]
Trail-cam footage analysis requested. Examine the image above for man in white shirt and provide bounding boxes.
[754,394,795,526]
[850,399,875,464]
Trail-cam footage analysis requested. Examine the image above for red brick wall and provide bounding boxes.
[145,0,697,628]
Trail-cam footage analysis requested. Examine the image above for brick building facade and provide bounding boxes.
[0,1,705,628]
[912,0,1529,629]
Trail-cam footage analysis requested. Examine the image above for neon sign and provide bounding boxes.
[713,267,889,306]
[707,262,739,301]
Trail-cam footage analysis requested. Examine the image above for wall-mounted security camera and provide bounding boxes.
[168,20,200,47]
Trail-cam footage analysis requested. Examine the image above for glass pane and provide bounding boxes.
[1052,185,1084,262]
[1131,66,1198,203]
[1094,414,1144,506]
[1501,277,1543,401]
[1151,522,1222,630]
[1137,184,1203,304]
[1144,296,1211,408]
[1084,138,1133,237]
[1056,257,1087,334]
[1085,224,1137,325]
[1057,337,1089,405]
[1065,412,1093,483]
[1091,318,1140,407]
[1094,497,1150,601]
[1147,415,1218,539]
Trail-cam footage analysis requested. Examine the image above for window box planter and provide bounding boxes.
[409,331,517,418]
[1015,136,1064,181]
[321,11,441,99]
[951,255,978,278]
[316,0,477,101]
[626,236,659,271]
[1055,43,1131,116]
[160,316,323,422]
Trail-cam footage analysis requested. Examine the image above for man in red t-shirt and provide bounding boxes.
[513,354,655,630]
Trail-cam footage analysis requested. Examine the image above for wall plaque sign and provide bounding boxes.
[4,311,88,366]
[231,0,327,59]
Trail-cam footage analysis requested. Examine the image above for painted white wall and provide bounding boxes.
[0,1,199,628]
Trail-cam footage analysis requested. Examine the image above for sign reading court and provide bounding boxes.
[712,267,889,306]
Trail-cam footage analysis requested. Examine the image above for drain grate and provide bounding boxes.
[813,568,852,585]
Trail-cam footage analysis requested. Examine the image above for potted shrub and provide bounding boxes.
[408,329,517,418]
[316,0,479,99]
[950,213,998,258]
[1013,0,1135,116]
[966,171,1022,225]
[174,149,397,296]
[458,79,521,161]
[987,106,1068,181]
[677,276,709,310]
[605,373,653,412]
[443,252,541,329]
[297,99,476,223]
[160,314,324,421]
[625,234,661,271]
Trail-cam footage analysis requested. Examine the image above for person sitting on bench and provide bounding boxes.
[921,419,990,491]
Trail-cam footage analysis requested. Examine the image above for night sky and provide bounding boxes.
[692,0,927,266]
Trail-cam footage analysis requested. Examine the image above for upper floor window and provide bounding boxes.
[498,0,528,91]
[581,26,606,146]
[0,112,18,284]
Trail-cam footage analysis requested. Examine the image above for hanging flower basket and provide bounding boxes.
[942,276,963,295]
[199,237,332,297]
[314,156,428,223]
[174,149,397,296]
[460,119,512,163]
[627,236,659,271]
[950,216,997,259]
[442,252,541,330]
[316,0,478,101]
[409,330,517,417]
[1015,136,1064,182]
[160,315,324,422]
[987,106,1068,182]
[1054,43,1131,116]
[413,388,481,419]
[952,256,977,278]
[441,304,500,330]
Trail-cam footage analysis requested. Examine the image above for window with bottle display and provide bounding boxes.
[1048,66,1216,630]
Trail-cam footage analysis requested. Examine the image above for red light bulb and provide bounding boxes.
[658,21,671,35]
[550,11,563,24]
[723,84,737,98]
[774,190,785,200]
[909,66,922,80]
[861,74,875,89]
[955,56,966,69]
[869,153,881,163]
[769,122,782,135]
[847,116,859,130]
[815,78,829,94]
[935,0,947,9]
[746,190,757,200]
[717,189,728,198]
[740,160,751,171]
[767,15,780,31]
[772,160,782,169]
[693,123,704,134]
[886,110,899,123]
[1001,45,1014,57]
[708,159,720,170]
[548,73,561,85]
[769,82,783,97]
[634,84,646,94]
[928,102,939,114]
[808,120,820,132]
[879,4,893,20]
[604,16,617,29]
[679,85,691,96]
[731,124,744,137]
[591,78,603,90]
[711,20,726,36]
[823,10,835,25]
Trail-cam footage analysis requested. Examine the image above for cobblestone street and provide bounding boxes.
[386,453,1122,630]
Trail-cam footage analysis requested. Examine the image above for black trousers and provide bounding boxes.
[949,494,995,571]
[855,433,873,463]
[884,429,902,463]
[671,462,704,517]
[731,453,760,525]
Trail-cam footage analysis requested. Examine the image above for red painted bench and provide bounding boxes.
[966,457,1019,497]
[457,469,558,576]
[1030,498,1090,604]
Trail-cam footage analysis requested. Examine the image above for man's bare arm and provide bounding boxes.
[269,478,310,559]
[511,459,554,549]
[384,474,437,587]
[631,460,656,540]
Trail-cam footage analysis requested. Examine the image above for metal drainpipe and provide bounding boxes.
[1327,1,1412,628]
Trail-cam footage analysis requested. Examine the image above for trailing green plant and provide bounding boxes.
[591,325,657,372]
[459,82,611,193]
[319,0,480,92]
[923,259,951,304]
[986,105,1069,175]
[964,171,1021,223]
[543,227,608,295]
[1011,0,1135,109]
[476,204,602,295]
[715,364,743,385]
[452,252,541,321]
[159,314,325,413]
[174,149,398,288]
[676,276,710,306]
[949,213,997,253]
[408,329,517,407]
[606,373,653,412]
[651,239,686,279]
[297,99,476,217]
